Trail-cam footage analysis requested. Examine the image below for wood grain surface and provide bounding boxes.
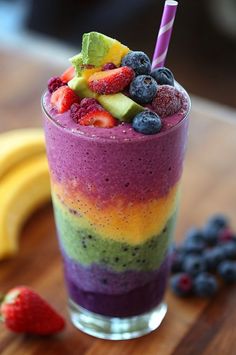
[1,48,236,355]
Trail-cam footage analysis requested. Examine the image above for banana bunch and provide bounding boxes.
[0,129,51,259]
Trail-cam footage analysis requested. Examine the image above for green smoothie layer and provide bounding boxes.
[54,198,176,272]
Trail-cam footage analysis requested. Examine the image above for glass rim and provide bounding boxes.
[41,85,191,143]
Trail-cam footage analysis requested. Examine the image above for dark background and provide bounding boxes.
[2,0,236,108]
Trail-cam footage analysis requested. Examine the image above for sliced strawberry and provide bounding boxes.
[80,109,117,128]
[60,66,75,83]
[88,66,134,95]
[51,86,79,113]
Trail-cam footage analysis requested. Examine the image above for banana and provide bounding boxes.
[0,154,51,259]
[0,128,46,178]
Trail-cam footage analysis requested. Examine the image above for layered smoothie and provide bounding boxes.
[43,31,190,327]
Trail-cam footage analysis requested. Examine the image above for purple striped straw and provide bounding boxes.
[152,0,178,70]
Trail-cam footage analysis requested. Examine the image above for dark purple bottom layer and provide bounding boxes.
[63,257,170,318]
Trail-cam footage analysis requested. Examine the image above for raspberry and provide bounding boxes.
[48,76,65,93]
[102,62,117,71]
[70,100,104,123]
[80,98,100,109]
[152,85,183,118]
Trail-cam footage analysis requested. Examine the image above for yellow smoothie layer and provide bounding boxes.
[52,181,180,245]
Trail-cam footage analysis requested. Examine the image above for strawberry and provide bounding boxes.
[51,86,79,113]
[0,286,65,335]
[80,109,117,128]
[88,66,134,95]
[60,66,75,83]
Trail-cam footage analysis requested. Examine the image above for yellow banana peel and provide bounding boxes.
[0,129,51,259]
[0,128,46,178]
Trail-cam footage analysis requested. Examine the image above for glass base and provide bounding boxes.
[68,299,167,340]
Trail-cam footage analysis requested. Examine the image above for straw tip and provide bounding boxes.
[165,0,178,6]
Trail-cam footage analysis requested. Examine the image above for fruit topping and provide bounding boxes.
[152,85,183,118]
[0,286,65,335]
[193,273,218,297]
[102,62,117,71]
[82,32,129,67]
[47,76,66,93]
[60,66,75,83]
[98,93,144,122]
[132,110,162,135]
[151,67,174,86]
[129,75,158,104]
[88,66,134,95]
[51,86,79,113]
[70,99,103,123]
[170,273,193,297]
[79,109,117,128]
[121,51,151,75]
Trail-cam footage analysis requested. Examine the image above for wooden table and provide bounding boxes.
[1,47,236,355]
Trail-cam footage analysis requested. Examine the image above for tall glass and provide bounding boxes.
[42,87,190,340]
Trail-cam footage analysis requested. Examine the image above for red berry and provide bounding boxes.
[79,109,117,128]
[51,86,79,113]
[0,286,65,335]
[102,62,117,71]
[88,66,134,95]
[60,66,75,83]
[70,100,104,123]
[152,85,183,118]
[47,76,66,93]
[80,98,100,109]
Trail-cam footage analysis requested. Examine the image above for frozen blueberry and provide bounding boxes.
[151,67,174,86]
[202,223,220,246]
[132,110,162,135]
[183,255,207,276]
[171,250,185,273]
[170,273,193,297]
[222,241,236,259]
[207,214,229,230]
[194,273,218,297]
[121,51,151,75]
[203,247,225,270]
[218,260,236,283]
[129,75,158,104]
[185,228,205,243]
[183,239,205,254]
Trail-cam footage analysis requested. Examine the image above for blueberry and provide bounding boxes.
[202,223,219,246]
[185,228,205,243]
[132,111,162,135]
[151,67,174,86]
[183,255,207,276]
[203,247,225,270]
[207,214,229,230]
[218,260,236,283]
[171,250,185,273]
[170,273,193,297]
[129,75,158,104]
[183,239,205,254]
[222,241,236,259]
[194,273,218,297]
[121,51,151,76]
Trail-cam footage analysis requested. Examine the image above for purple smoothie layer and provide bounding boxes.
[64,255,170,317]
[62,249,169,294]
[43,87,189,203]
